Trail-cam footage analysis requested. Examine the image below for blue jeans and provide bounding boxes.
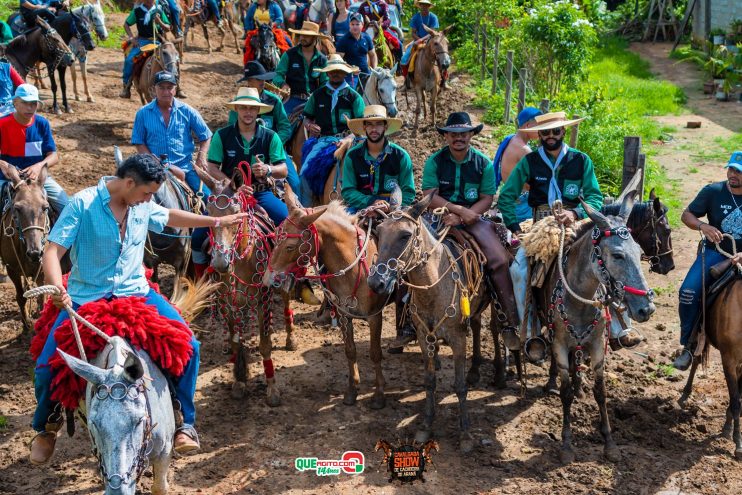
[401,44,413,65]
[284,96,307,116]
[256,189,288,224]
[678,248,726,346]
[166,0,182,35]
[33,289,201,431]
[515,191,532,223]
[206,0,221,21]
[123,39,147,84]
[0,176,68,214]
[284,154,300,195]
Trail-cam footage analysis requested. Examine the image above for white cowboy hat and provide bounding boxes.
[347,105,404,136]
[315,53,360,74]
[416,0,434,6]
[226,87,273,113]
[523,111,586,131]
[288,21,330,39]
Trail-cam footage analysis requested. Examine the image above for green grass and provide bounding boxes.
[688,166,699,173]
[0,415,7,429]
[98,24,126,50]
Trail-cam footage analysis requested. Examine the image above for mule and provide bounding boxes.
[70,0,108,103]
[264,192,389,408]
[250,23,280,71]
[362,66,399,118]
[367,194,493,453]
[536,195,655,463]
[408,25,451,129]
[134,41,180,105]
[182,0,240,55]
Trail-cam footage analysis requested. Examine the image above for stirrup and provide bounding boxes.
[524,336,548,363]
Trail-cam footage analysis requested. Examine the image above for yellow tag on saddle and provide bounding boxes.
[140,43,158,53]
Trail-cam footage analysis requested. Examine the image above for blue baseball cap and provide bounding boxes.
[517,107,542,127]
[726,151,742,173]
[13,83,40,103]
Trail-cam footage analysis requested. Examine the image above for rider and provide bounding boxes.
[159,0,183,37]
[206,87,291,224]
[416,111,520,351]
[0,84,68,215]
[244,0,284,31]
[400,0,439,81]
[273,21,329,115]
[0,59,26,117]
[120,0,171,99]
[20,0,64,26]
[672,151,742,370]
[29,153,247,464]
[335,12,377,88]
[330,0,351,40]
[131,71,213,279]
[357,0,401,59]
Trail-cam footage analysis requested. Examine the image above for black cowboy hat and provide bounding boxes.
[436,112,484,135]
[237,61,276,83]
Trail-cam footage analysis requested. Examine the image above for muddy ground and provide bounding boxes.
[0,23,740,495]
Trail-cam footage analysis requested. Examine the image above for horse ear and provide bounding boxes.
[579,197,611,230]
[284,183,302,213]
[122,352,145,383]
[653,196,662,214]
[618,190,636,222]
[422,24,437,36]
[441,25,454,36]
[391,63,398,74]
[57,349,109,386]
[648,187,657,200]
[298,205,327,228]
[37,164,48,186]
[408,192,433,220]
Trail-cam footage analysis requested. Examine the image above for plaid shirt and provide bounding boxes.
[48,177,170,304]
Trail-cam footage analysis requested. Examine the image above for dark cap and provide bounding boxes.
[153,71,178,86]
[349,12,363,23]
[237,61,276,83]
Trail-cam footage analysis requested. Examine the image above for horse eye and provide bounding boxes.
[612,253,625,260]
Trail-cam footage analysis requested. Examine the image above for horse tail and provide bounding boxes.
[170,276,220,323]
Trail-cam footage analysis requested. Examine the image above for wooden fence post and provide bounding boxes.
[517,68,527,114]
[569,114,581,148]
[621,136,643,194]
[491,36,500,94]
[539,98,550,113]
[481,26,487,81]
[503,50,514,123]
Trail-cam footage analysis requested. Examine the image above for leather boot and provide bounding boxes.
[673,346,693,371]
[119,82,132,99]
[29,431,57,465]
[465,220,521,350]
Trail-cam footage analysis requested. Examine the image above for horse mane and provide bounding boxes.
[323,200,358,227]
[7,32,30,50]
[363,70,378,102]
[603,201,648,230]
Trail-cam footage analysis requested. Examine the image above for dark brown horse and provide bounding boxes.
[182,0,240,55]
[408,25,451,128]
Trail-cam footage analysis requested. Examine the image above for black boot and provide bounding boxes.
[673,346,693,371]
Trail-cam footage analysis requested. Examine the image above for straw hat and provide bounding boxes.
[523,111,585,131]
[288,21,329,39]
[347,105,404,136]
[416,0,434,6]
[226,87,273,113]
[315,53,360,74]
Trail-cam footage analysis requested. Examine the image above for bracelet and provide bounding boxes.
[266,166,272,177]
[213,218,221,228]
[698,221,706,231]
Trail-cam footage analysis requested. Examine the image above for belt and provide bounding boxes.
[252,183,271,193]
[292,93,310,100]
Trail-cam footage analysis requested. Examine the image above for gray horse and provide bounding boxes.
[58,336,175,495]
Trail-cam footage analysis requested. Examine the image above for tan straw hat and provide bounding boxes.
[288,21,329,39]
[523,111,585,131]
[226,87,273,113]
[416,0,434,6]
[347,105,404,136]
[315,53,360,74]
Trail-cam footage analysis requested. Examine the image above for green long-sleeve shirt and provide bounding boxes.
[499,147,603,232]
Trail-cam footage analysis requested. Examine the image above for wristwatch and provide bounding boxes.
[266,166,273,177]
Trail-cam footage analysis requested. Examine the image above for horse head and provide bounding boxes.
[157,42,180,80]
[86,0,109,41]
[423,25,452,71]
[72,11,96,51]
[3,165,50,262]
[367,67,399,117]
[254,23,279,71]
[205,178,244,273]
[581,193,656,323]
[308,0,335,23]
[368,191,433,295]
[36,17,75,68]
[642,189,674,274]
[57,337,152,495]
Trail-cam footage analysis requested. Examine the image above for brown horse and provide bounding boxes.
[0,166,52,331]
[408,25,451,129]
[678,254,742,459]
[181,0,240,55]
[135,41,181,105]
[264,190,389,408]
[204,174,296,405]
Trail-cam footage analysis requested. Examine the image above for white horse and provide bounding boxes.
[70,0,107,102]
[307,0,336,25]
[363,65,399,117]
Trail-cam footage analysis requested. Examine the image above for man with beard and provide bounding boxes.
[672,151,742,370]
[273,21,329,115]
[412,112,521,352]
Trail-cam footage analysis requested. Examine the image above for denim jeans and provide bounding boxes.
[33,289,201,431]
[283,96,308,116]
[678,248,726,346]
[0,176,68,214]
[122,39,146,84]
[206,0,221,21]
[165,0,182,35]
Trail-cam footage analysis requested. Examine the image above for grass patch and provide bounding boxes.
[0,415,7,429]
[97,24,126,50]
[688,166,699,173]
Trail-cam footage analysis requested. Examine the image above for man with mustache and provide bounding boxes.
[414,112,520,352]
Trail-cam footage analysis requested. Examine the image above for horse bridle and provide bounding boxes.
[42,27,73,72]
[154,43,179,77]
[2,181,51,248]
[633,205,673,273]
[590,226,655,304]
[72,13,95,48]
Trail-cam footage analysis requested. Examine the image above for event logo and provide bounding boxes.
[465,187,478,200]
[374,439,439,484]
[294,451,365,476]
[564,183,579,197]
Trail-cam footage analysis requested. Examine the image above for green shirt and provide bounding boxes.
[303,85,365,136]
[208,127,286,165]
[126,5,170,40]
[273,48,329,92]
[421,148,496,204]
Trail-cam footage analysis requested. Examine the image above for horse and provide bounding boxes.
[362,66,399,118]
[203,172,296,404]
[367,194,495,453]
[306,0,335,26]
[0,166,53,331]
[182,0,240,55]
[408,25,451,129]
[535,195,655,463]
[366,19,397,70]
[374,439,393,469]
[134,41,180,105]
[250,23,280,71]
[70,0,108,103]
[264,191,390,408]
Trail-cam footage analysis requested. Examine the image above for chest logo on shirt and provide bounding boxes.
[384,178,398,191]
[227,150,237,158]
[465,187,478,200]
[721,208,742,239]
[564,183,579,197]
[721,204,733,215]
[535,176,548,181]
[291,63,301,68]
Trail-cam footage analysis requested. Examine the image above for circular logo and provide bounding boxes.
[465,188,478,200]
[564,184,579,197]
[385,178,398,191]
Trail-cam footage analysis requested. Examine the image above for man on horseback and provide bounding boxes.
[0,84,68,215]
[30,153,247,464]
[400,0,447,88]
[20,0,64,26]
[120,0,171,99]
[335,12,376,88]
[673,151,742,370]
[417,111,520,350]
[273,21,329,115]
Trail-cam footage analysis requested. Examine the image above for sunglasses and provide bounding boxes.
[538,128,565,137]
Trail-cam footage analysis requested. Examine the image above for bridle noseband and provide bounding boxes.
[590,226,655,304]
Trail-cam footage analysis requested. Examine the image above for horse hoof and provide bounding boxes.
[231,381,246,399]
[559,448,575,464]
[65,107,73,114]
[74,95,81,101]
[543,381,559,396]
[285,337,298,351]
[493,377,507,390]
[722,425,733,440]
[414,429,431,444]
[466,370,480,386]
[54,108,62,116]
[215,46,223,52]
[266,390,281,407]
[604,445,620,462]
[369,393,386,410]
[342,390,357,406]
[87,97,94,103]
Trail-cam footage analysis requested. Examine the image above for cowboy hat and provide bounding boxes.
[416,0,434,6]
[315,53,360,74]
[288,21,329,39]
[523,111,585,131]
[436,112,483,135]
[347,105,404,136]
[237,61,276,83]
[226,87,273,113]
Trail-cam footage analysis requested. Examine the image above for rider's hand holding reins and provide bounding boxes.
[251,158,271,179]
[554,209,578,227]
[303,119,321,138]
[51,285,71,310]
[699,222,724,244]
[237,185,254,196]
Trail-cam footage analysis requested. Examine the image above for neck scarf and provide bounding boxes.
[325,81,349,111]
[141,3,158,26]
[364,140,391,190]
[538,143,568,207]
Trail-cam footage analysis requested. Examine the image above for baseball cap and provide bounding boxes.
[349,12,363,23]
[517,107,542,127]
[14,84,40,102]
[153,71,178,86]
[726,151,742,173]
